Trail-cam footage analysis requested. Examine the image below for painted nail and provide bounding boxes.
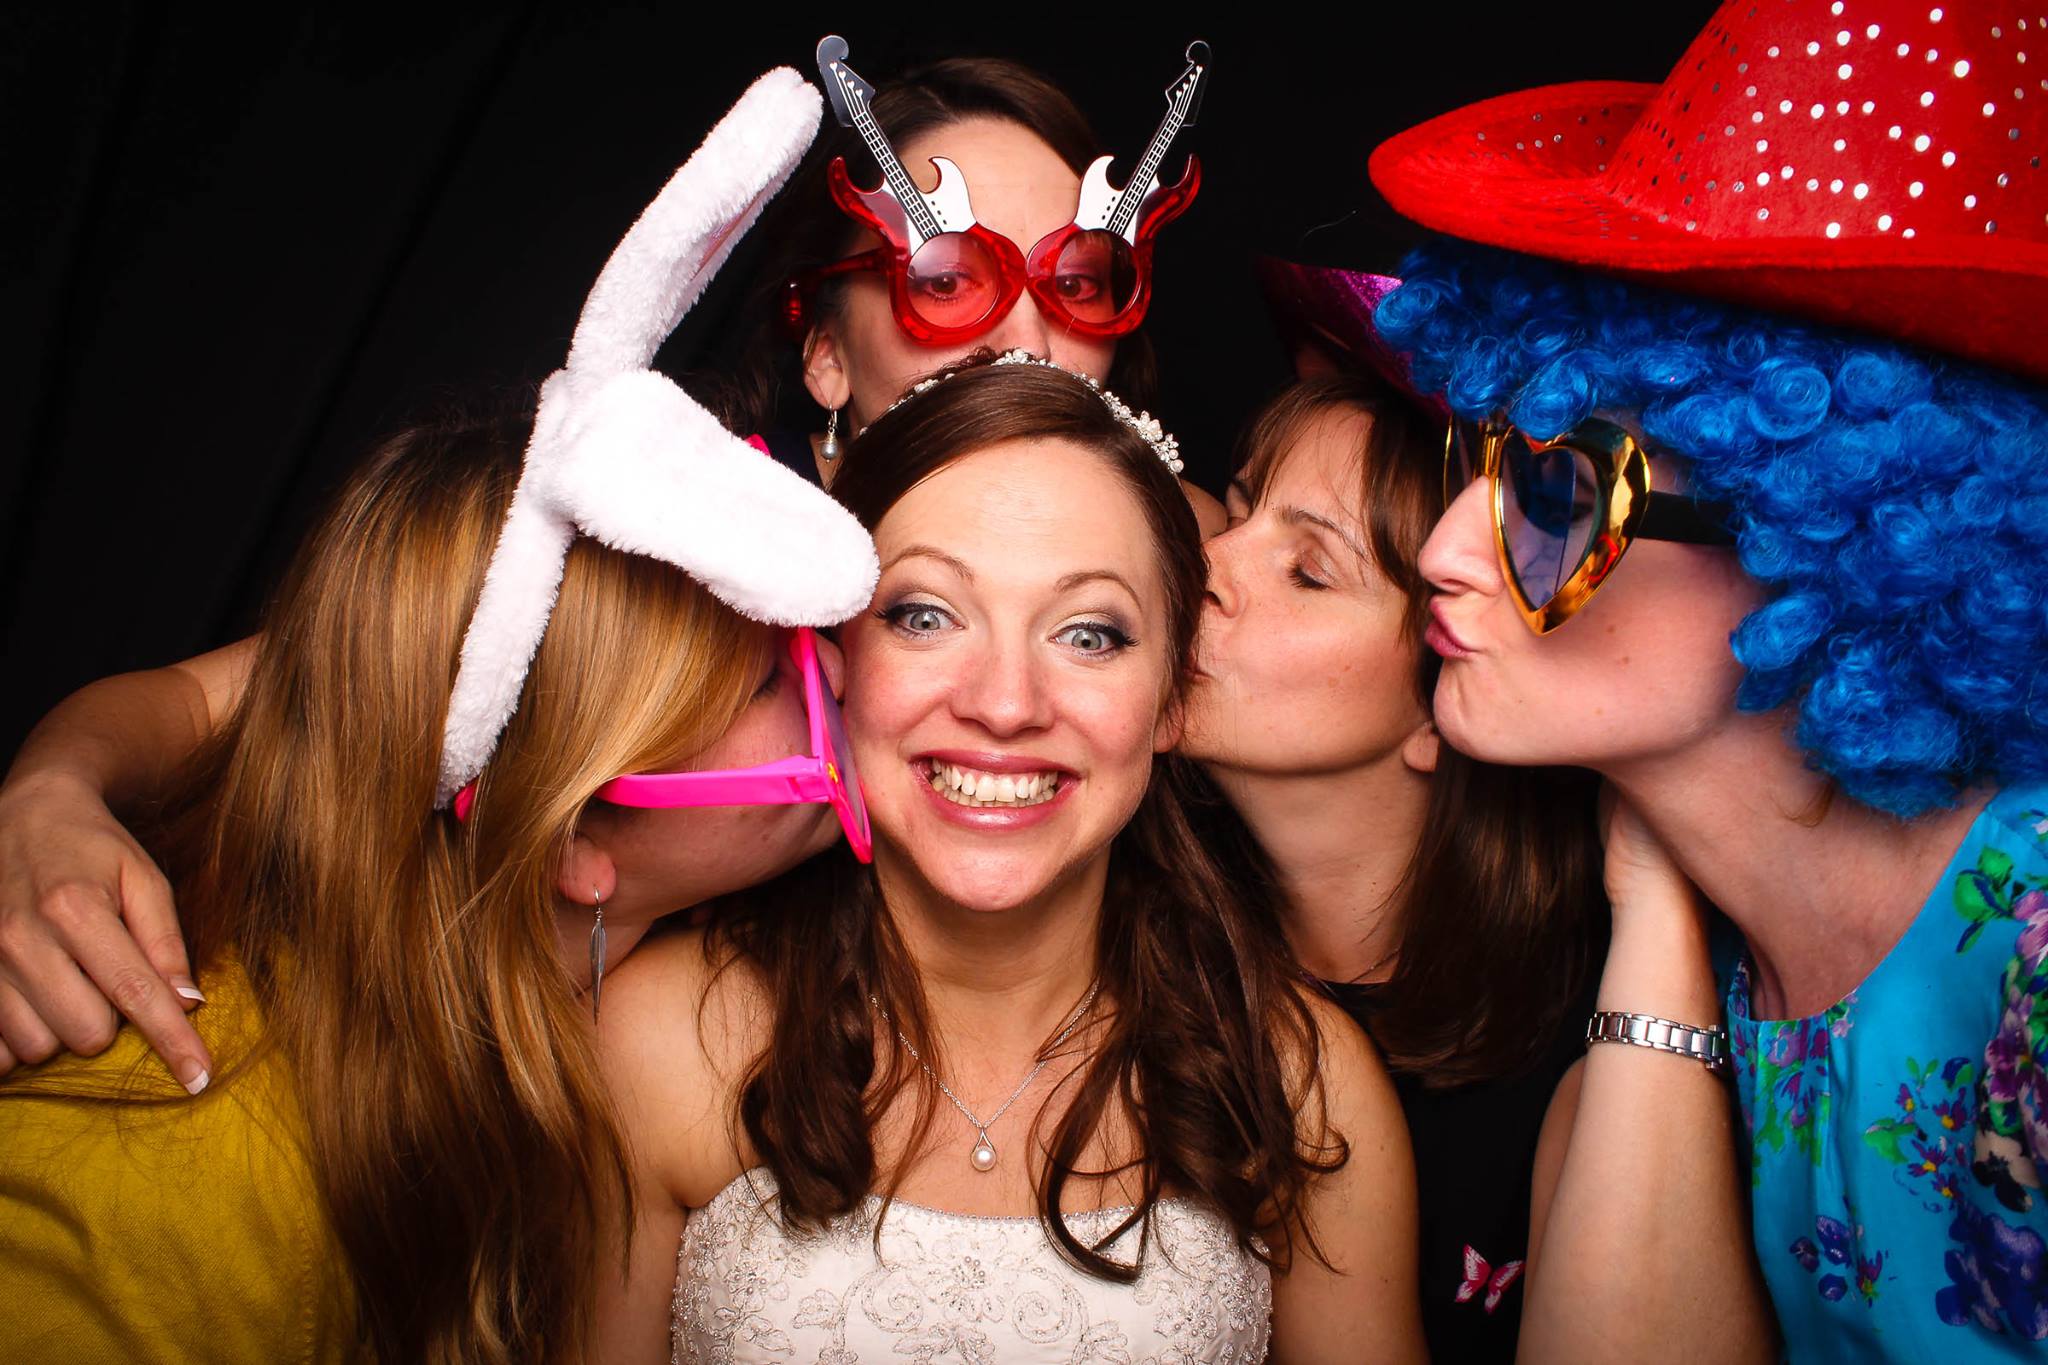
[181,1066,210,1096]
[171,977,206,1004]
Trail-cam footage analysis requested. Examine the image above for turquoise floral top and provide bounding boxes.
[1728,782,2048,1361]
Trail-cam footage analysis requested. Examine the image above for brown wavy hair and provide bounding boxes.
[137,397,771,1362]
[1215,375,1606,1087]
[702,56,1159,433]
[713,357,1337,1279]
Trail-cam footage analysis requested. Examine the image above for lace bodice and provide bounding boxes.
[672,1169,1272,1364]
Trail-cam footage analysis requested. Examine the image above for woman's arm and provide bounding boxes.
[0,639,255,1087]
[1517,794,1775,1364]
[1269,994,1427,1365]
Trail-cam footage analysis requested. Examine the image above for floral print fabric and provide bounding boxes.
[672,1169,1271,1364]
[1728,784,2048,1361]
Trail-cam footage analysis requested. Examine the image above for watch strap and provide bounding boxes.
[1585,1009,1731,1075]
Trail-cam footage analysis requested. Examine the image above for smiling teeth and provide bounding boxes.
[927,760,1061,807]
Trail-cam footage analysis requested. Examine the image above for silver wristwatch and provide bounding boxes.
[1585,1010,1731,1075]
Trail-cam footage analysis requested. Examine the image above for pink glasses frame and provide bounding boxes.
[454,628,872,863]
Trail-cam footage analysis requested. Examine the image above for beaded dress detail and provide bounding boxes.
[672,1169,1272,1364]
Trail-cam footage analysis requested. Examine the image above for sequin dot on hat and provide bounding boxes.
[1369,0,2048,381]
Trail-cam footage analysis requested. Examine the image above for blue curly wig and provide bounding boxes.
[1376,242,2048,817]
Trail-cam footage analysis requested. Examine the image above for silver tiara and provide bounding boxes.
[882,349,1184,475]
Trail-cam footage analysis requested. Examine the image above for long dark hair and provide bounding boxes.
[713,357,1337,1280]
[1218,375,1606,1087]
[701,56,1159,434]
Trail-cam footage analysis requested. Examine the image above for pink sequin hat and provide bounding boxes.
[1251,257,1445,415]
[1369,0,2048,381]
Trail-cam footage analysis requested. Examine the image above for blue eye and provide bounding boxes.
[1056,622,1131,654]
[879,601,956,635]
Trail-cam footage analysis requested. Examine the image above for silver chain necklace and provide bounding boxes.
[872,981,1101,1174]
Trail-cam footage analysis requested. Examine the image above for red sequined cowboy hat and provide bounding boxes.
[1368,0,2048,382]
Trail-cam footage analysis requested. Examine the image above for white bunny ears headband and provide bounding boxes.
[436,67,880,808]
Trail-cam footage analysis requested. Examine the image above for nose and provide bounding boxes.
[951,632,1055,738]
[1417,476,1503,599]
[1201,525,1247,620]
[813,630,847,702]
[981,290,1057,363]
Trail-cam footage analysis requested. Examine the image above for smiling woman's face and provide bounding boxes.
[838,437,1178,913]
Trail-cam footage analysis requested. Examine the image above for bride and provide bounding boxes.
[596,353,1425,1363]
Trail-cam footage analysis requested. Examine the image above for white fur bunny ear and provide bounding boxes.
[436,67,880,808]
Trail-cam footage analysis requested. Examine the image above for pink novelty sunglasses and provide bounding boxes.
[454,627,872,863]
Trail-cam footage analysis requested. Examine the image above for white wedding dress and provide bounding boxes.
[671,1168,1271,1363]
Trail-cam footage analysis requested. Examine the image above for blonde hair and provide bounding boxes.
[157,397,771,1362]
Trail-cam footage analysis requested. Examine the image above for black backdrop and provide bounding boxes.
[1,5,1713,756]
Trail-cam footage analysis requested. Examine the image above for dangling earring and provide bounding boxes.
[588,890,607,1022]
[821,407,841,461]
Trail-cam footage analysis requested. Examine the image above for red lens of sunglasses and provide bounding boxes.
[902,228,1145,339]
[789,229,1151,346]
[784,159,1164,348]
[1025,227,1146,335]
[903,231,1011,335]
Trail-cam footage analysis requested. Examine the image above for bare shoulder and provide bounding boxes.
[597,925,770,1207]
[1267,986,1425,1362]
[1285,983,1402,1132]
[604,926,769,1069]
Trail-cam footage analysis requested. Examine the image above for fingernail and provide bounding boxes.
[181,1066,210,1096]
[172,978,206,1004]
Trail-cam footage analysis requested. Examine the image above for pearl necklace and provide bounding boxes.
[873,982,1101,1173]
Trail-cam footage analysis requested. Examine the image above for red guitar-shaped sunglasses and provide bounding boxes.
[785,36,1208,347]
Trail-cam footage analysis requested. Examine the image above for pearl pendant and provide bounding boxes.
[969,1130,998,1173]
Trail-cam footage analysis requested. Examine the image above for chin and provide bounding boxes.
[920,850,1064,914]
[938,884,1043,915]
[1171,691,1236,766]
[796,809,844,863]
[1436,699,1586,769]
[732,805,840,888]
[1171,719,1222,765]
[876,828,1083,915]
[1430,677,1514,765]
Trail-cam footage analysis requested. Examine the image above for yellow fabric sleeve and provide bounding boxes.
[0,966,362,1363]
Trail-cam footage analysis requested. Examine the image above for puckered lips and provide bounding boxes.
[914,749,1078,830]
[1426,598,1479,660]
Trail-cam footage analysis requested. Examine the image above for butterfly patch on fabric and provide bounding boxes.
[1456,1244,1525,1314]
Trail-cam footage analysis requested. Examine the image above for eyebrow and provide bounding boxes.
[1280,505,1372,566]
[1054,568,1142,602]
[881,545,975,580]
[883,547,1139,602]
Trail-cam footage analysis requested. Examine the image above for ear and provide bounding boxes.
[1399,718,1441,776]
[1153,695,1187,755]
[801,324,852,412]
[556,832,620,907]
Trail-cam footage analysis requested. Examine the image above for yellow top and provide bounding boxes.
[0,965,362,1364]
